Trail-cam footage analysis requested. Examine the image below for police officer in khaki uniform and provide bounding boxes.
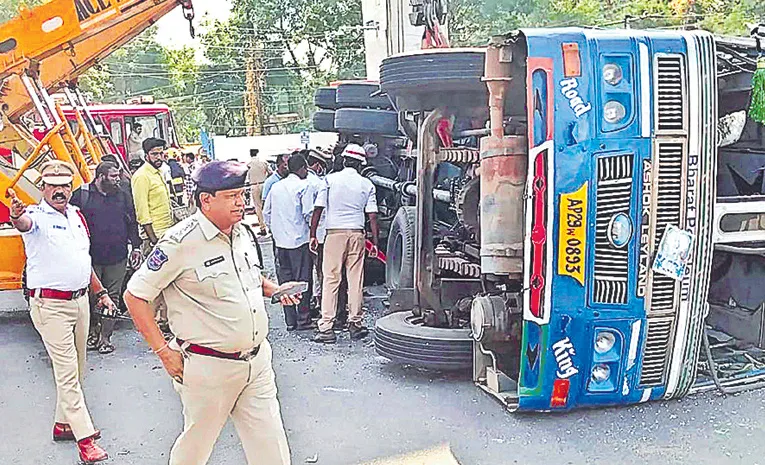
[124,160,298,465]
[8,160,112,463]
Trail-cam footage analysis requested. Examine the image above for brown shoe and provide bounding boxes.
[52,423,101,442]
[77,435,108,463]
[348,323,369,340]
[312,330,337,344]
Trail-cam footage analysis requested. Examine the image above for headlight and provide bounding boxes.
[604,101,626,123]
[603,64,623,85]
[591,364,611,383]
[594,331,616,354]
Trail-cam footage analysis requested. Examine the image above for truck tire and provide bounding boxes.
[313,109,336,132]
[334,108,399,135]
[336,82,393,109]
[314,87,337,110]
[380,49,487,112]
[374,312,473,371]
[386,206,415,289]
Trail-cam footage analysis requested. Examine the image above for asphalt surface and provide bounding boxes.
[3,241,765,465]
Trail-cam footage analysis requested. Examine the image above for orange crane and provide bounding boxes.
[0,0,195,290]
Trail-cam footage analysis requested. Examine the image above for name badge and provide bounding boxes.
[204,256,225,267]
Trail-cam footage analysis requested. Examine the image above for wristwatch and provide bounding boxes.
[94,289,108,300]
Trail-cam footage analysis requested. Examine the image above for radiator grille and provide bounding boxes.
[655,55,686,133]
[639,140,686,386]
[640,316,674,386]
[593,155,633,304]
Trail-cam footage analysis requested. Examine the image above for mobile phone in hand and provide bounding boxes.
[270,282,309,304]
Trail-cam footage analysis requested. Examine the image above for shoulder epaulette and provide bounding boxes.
[169,217,199,242]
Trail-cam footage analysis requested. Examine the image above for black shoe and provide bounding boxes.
[333,319,348,331]
[297,321,317,331]
[348,323,369,340]
[286,324,297,332]
[258,230,268,236]
[313,330,337,344]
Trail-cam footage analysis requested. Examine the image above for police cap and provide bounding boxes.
[192,160,248,193]
[39,160,76,186]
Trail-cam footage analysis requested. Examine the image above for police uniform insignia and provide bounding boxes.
[170,218,199,242]
[204,256,225,267]
[147,248,169,271]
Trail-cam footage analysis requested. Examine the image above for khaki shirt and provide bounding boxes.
[247,158,269,185]
[127,212,268,353]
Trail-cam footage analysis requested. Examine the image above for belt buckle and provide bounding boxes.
[240,347,258,361]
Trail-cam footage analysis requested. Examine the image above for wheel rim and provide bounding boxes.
[389,232,404,287]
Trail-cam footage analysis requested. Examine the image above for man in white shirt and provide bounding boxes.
[301,149,330,318]
[309,144,379,343]
[264,153,314,331]
[8,160,113,463]
[127,123,144,161]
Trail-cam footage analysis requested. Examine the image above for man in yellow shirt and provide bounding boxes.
[131,137,174,332]
[131,138,174,246]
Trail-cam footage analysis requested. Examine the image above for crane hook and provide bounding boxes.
[177,0,196,38]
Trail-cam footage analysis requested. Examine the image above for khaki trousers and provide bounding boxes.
[29,295,97,440]
[250,184,267,233]
[169,340,291,465]
[318,229,365,332]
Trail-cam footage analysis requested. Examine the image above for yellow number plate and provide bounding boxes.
[558,183,587,285]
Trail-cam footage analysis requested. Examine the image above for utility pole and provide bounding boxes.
[244,28,265,136]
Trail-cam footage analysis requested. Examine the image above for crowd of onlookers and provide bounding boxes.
[77,135,377,352]
[75,137,209,354]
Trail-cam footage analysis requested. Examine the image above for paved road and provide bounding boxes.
[3,244,765,465]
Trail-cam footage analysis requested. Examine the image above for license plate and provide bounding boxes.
[652,224,694,281]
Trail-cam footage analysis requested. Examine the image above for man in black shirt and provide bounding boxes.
[70,161,141,354]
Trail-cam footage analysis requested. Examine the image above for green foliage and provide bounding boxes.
[0,0,44,24]
[201,0,365,136]
[448,0,765,46]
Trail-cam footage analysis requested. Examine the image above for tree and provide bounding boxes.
[79,28,205,143]
[0,0,44,24]
[448,0,765,47]
[200,0,366,136]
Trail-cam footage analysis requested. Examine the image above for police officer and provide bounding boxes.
[123,160,298,465]
[301,149,330,318]
[7,160,112,463]
[310,144,379,343]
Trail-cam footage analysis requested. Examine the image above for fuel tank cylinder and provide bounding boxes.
[479,134,527,276]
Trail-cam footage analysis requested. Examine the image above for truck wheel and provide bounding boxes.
[334,108,399,135]
[386,206,415,289]
[314,87,337,110]
[374,312,473,371]
[336,82,393,109]
[313,109,336,132]
[380,49,487,112]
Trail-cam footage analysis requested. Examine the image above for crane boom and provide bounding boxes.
[0,0,195,291]
[0,0,194,121]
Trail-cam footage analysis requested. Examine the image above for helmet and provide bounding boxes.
[341,143,367,163]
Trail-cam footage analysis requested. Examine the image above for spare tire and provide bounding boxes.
[336,82,393,109]
[380,48,487,112]
[334,108,399,135]
[314,87,338,110]
[386,206,415,289]
[374,312,472,371]
[313,109,336,132]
